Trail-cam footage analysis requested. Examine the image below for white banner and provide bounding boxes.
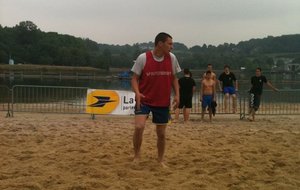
[86,89,135,115]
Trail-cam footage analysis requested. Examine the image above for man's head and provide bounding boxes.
[183,68,190,76]
[224,65,230,73]
[207,64,213,71]
[154,32,173,54]
[255,67,262,77]
[205,70,212,79]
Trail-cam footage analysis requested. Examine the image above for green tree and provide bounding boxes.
[15,21,39,45]
[102,49,111,71]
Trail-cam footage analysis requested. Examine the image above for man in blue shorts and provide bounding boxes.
[131,32,181,167]
[201,71,216,122]
[218,65,238,113]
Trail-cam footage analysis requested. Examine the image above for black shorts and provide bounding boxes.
[249,93,261,111]
[178,96,192,109]
[135,104,169,124]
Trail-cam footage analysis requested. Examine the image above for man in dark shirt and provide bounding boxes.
[248,67,278,121]
[218,65,238,113]
[174,68,196,123]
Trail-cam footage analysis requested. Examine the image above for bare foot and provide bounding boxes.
[183,120,190,125]
[172,119,178,123]
[159,161,169,168]
[132,156,140,163]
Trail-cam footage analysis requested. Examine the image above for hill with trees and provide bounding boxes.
[1,21,300,72]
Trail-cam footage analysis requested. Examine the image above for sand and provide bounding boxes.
[0,112,299,190]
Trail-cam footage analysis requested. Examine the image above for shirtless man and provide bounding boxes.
[200,70,216,122]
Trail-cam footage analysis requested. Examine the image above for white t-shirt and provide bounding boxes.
[131,51,181,76]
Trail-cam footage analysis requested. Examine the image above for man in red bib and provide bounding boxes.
[131,32,181,167]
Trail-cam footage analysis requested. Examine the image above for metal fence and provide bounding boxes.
[11,85,88,116]
[0,85,11,116]
[174,89,300,119]
[239,89,300,118]
[189,91,241,114]
[0,85,299,118]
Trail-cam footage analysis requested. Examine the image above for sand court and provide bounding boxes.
[0,112,299,189]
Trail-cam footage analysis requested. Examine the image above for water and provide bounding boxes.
[0,77,132,90]
[1,72,300,91]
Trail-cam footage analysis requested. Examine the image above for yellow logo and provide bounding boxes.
[86,90,120,114]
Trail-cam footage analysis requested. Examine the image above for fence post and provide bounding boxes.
[6,88,12,117]
[239,91,246,120]
[11,86,15,117]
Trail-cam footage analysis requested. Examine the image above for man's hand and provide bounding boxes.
[172,95,180,110]
[135,92,145,110]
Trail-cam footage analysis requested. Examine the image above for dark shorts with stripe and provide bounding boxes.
[135,104,169,124]
[249,93,261,111]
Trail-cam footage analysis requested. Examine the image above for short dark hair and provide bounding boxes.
[183,68,190,75]
[256,67,262,71]
[155,32,172,46]
[224,65,230,69]
[206,70,212,75]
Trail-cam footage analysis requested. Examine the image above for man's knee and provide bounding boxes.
[135,123,145,129]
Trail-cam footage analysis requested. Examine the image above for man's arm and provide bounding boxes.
[218,80,223,91]
[192,79,196,93]
[235,80,239,91]
[172,76,180,108]
[192,86,196,93]
[266,81,279,91]
[213,81,216,100]
[131,73,144,110]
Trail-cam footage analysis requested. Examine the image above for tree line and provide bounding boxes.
[1,21,300,71]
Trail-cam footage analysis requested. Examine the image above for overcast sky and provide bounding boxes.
[1,0,300,47]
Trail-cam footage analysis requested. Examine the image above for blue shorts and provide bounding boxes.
[223,87,236,95]
[202,95,213,109]
[135,104,169,124]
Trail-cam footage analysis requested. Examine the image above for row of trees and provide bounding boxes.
[1,21,300,71]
